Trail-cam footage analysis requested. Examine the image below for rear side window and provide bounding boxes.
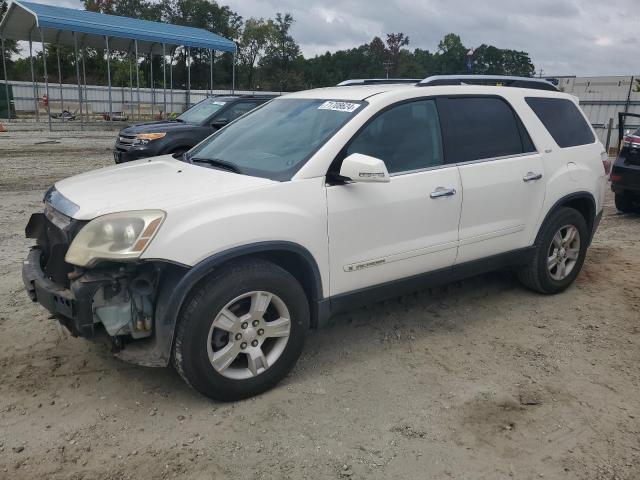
[437,96,535,163]
[525,97,595,148]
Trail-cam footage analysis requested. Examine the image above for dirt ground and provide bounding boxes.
[1,130,639,480]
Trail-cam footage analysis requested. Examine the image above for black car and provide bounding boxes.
[113,95,273,163]
[611,128,640,212]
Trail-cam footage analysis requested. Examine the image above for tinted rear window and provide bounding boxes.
[437,96,535,163]
[525,97,594,148]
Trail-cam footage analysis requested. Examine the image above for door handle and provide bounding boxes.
[430,187,456,198]
[523,172,543,182]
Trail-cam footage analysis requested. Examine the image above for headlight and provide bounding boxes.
[133,132,166,145]
[65,210,166,267]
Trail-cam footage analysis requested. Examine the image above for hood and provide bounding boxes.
[54,155,275,220]
[121,120,198,134]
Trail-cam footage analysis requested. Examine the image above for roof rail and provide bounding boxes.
[337,78,421,86]
[417,75,559,91]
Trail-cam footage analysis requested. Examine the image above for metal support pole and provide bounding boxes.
[39,28,52,132]
[231,52,235,94]
[56,40,64,122]
[187,46,191,109]
[149,47,154,118]
[209,49,213,97]
[81,44,88,122]
[134,40,140,120]
[128,46,134,120]
[72,32,84,131]
[169,47,174,114]
[1,36,11,121]
[605,117,614,154]
[29,32,39,122]
[162,43,166,117]
[105,36,113,121]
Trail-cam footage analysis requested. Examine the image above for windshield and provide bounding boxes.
[178,99,227,124]
[188,98,365,181]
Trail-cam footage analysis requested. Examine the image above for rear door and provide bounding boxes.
[437,96,546,263]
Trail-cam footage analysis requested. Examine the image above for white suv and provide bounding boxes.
[23,75,607,400]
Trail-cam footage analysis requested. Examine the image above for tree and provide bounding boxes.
[263,13,300,91]
[1,0,20,75]
[238,18,273,89]
[435,33,467,74]
[385,33,409,76]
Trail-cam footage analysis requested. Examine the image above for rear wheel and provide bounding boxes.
[173,258,309,401]
[615,192,636,213]
[518,207,588,294]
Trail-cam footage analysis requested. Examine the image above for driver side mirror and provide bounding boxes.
[339,153,390,183]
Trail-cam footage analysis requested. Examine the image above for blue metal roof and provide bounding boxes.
[0,0,236,53]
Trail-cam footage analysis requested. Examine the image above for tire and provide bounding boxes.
[173,258,309,401]
[615,192,635,213]
[517,207,589,294]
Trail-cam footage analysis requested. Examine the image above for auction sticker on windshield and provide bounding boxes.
[318,101,360,113]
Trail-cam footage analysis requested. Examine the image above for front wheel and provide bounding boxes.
[173,258,309,401]
[517,207,588,294]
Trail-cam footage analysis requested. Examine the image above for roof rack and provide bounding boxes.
[337,78,421,86]
[417,75,559,91]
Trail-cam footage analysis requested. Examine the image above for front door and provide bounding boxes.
[326,99,462,297]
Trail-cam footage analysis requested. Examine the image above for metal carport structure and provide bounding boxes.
[0,0,237,130]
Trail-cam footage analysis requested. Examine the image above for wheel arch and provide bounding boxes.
[149,242,324,366]
[535,191,596,246]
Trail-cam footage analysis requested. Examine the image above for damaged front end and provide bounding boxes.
[22,205,186,367]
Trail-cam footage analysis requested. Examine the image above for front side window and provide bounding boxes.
[224,101,261,122]
[525,97,595,148]
[345,99,444,174]
[188,98,364,181]
[177,99,227,124]
[437,96,533,163]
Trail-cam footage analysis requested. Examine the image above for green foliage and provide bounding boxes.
[2,0,537,91]
[1,0,19,71]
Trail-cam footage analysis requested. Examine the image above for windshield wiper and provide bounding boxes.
[190,157,242,174]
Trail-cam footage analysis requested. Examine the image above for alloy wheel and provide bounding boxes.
[547,224,581,281]
[206,291,291,380]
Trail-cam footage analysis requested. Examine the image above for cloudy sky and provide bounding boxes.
[27,0,640,76]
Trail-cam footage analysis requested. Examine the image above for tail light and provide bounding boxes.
[623,135,640,147]
[610,174,622,182]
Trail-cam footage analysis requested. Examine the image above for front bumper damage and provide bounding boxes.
[22,211,187,367]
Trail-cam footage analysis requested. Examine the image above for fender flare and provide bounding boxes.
[534,191,596,245]
[137,241,324,367]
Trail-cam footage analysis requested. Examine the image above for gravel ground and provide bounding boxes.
[1,130,639,480]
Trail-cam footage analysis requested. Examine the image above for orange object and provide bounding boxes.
[0,122,6,132]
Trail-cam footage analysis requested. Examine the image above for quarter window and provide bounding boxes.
[345,99,443,174]
[437,96,534,163]
[525,97,595,148]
